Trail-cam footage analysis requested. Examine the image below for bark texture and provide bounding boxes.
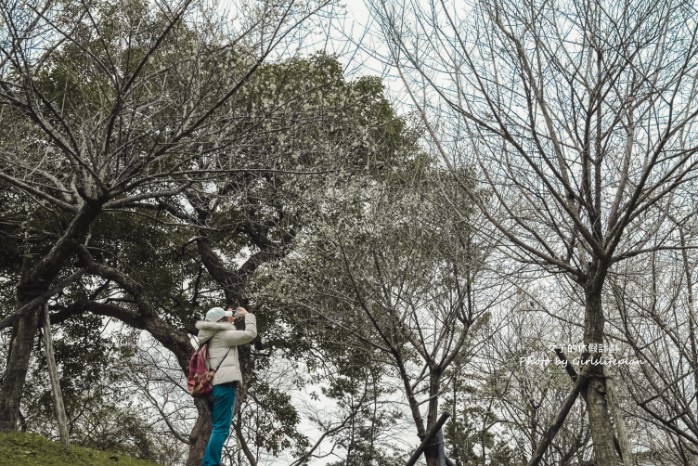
[583,277,619,466]
[187,400,213,466]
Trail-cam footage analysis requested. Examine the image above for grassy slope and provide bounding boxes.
[0,431,164,466]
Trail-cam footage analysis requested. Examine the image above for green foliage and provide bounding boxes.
[88,212,200,321]
[22,320,180,465]
[75,407,169,463]
[0,192,24,277]
[245,381,309,456]
[232,52,416,172]
[0,431,164,466]
[333,406,408,465]
[326,443,405,466]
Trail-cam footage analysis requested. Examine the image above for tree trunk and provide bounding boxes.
[0,201,102,431]
[423,371,442,466]
[680,229,698,418]
[187,400,213,466]
[0,305,41,431]
[582,282,618,466]
[423,443,441,466]
[144,318,223,466]
[583,377,617,465]
[604,366,634,466]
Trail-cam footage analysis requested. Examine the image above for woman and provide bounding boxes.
[196,306,257,466]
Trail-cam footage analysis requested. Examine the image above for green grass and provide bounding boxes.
[0,431,164,466]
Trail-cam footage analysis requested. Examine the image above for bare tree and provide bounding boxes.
[481,290,593,465]
[607,215,698,462]
[367,0,698,463]
[260,164,508,466]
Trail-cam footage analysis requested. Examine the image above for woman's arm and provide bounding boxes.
[219,314,257,346]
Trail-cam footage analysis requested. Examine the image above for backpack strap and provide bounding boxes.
[212,347,231,371]
[199,339,231,372]
[198,338,231,371]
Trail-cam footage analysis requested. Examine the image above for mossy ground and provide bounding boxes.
[0,431,164,466]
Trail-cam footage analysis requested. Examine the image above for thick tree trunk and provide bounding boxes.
[582,283,619,466]
[423,444,441,466]
[583,377,617,465]
[0,304,41,431]
[423,371,442,466]
[0,201,102,431]
[604,366,634,465]
[187,400,213,466]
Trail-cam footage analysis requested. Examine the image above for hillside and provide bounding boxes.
[0,432,163,466]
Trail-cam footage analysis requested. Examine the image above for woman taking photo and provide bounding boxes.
[195,306,257,466]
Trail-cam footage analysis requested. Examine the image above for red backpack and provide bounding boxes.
[187,342,230,398]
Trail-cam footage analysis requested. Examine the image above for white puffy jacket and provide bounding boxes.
[195,314,257,385]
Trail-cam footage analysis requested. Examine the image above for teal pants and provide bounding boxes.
[202,383,237,466]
